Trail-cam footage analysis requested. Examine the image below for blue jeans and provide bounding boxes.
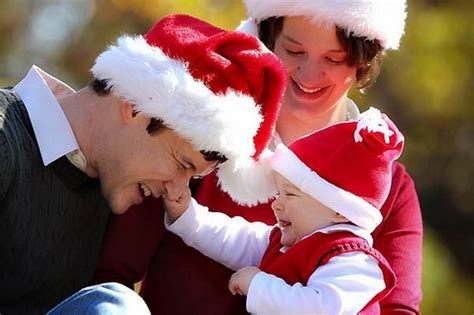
[47,282,150,315]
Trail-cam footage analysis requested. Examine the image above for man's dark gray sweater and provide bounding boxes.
[0,89,111,315]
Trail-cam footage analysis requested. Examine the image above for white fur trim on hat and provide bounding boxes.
[217,148,277,206]
[270,144,382,232]
[241,0,407,49]
[91,35,262,166]
[236,18,259,36]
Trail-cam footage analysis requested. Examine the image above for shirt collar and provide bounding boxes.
[279,223,373,253]
[13,65,80,166]
[306,223,373,246]
[345,98,360,120]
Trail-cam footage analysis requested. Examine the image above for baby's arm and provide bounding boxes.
[244,252,385,314]
[164,196,273,270]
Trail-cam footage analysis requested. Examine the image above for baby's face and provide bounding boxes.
[271,172,339,247]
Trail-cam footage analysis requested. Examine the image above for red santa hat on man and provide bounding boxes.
[237,0,407,50]
[269,108,404,232]
[90,14,286,204]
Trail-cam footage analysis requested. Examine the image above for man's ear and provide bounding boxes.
[333,212,350,223]
[120,101,136,124]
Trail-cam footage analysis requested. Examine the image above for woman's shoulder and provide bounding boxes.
[392,161,417,190]
[379,161,420,225]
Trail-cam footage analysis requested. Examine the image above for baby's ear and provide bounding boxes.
[333,212,350,223]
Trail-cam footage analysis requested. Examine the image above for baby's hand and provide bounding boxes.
[228,266,261,296]
[162,186,191,223]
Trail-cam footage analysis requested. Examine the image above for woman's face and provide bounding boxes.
[273,16,357,123]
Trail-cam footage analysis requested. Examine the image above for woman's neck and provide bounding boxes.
[276,101,348,146]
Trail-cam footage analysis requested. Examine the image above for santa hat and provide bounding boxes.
[91,14,286,204]
[237,0,407,50]
[269,108,404,232]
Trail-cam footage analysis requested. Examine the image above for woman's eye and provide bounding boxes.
[285,192,296,197]
[285,48,304,56]
[326,57,345,64]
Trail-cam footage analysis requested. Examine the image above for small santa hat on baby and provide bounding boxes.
[237,0,407,50]
[270,108,404,232]
[90,14,286,204]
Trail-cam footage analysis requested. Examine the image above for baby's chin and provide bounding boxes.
[280,235,296,248]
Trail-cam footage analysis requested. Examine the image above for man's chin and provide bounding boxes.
[111,207,128,215]
[106,188,146,214]
[107,197,136,215]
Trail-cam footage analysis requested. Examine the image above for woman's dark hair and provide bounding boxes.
[88,78,227,164]
[258,17,385,91]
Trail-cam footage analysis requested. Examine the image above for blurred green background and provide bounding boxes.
[1,0,473,313]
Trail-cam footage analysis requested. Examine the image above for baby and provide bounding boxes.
[164,107,403,314]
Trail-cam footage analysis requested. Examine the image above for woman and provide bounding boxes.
[94,1,422,314]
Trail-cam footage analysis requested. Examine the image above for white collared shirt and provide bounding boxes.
[13,66,80,167]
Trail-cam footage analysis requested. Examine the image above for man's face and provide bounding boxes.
[97,111,218,214]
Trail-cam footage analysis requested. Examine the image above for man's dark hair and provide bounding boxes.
[89,78,112,96]
[88,78,227,164]
[145,117,228,163]
[258,17,385,91]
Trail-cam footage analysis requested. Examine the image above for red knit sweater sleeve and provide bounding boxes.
[373,163,423,314]
[92,197,166,289]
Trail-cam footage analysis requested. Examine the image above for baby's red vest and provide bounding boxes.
[260,228,397,314]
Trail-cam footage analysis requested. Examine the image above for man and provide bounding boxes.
[0,14,285,314]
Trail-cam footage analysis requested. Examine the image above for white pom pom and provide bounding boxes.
[236,18,259,36]
[217,149,277,206]
[354,107,394,144]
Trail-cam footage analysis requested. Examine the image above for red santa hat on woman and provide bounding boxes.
[267,108,404,232]
[237,0,407,50]
[90,14,286,204]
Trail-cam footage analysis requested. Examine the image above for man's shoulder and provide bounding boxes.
[0,88,25,166]
[0,97,16,199]
[1,87,29,126]
[0,87,18,103]
[0,89,16,159]
[0,121,14,162]
[0,88,23,118]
